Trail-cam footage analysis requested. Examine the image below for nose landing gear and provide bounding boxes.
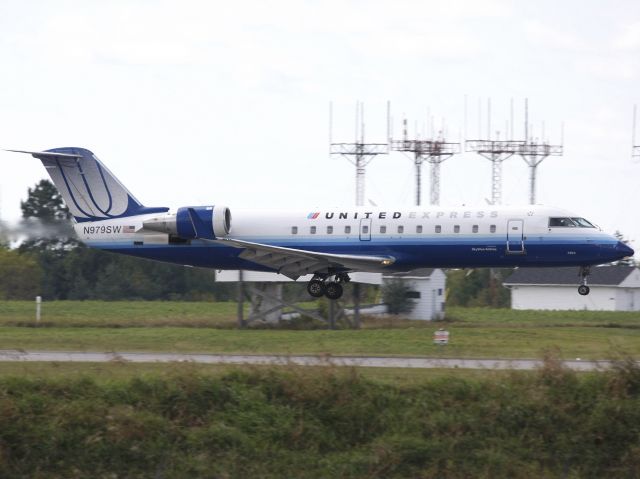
[578,266,590,296]
[306,273,351,300]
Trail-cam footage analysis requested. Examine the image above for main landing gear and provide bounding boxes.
[578,266,590,296]
[306,273,351,300]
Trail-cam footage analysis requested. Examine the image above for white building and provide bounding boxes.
[503,266,640,311]
[384,269,446,320]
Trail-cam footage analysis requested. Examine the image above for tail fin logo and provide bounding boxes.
[29,148,167,222]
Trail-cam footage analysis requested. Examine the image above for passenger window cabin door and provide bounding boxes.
[359,218,372,241]
[506,219,525,254]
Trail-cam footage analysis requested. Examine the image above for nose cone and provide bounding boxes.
[616,241,635,259]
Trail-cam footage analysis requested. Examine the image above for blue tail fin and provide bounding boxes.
[13,147,168,222]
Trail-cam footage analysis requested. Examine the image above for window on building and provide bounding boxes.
[310,226,316,234]
[291,226,298,234]
[345,225,351,234]
[416,225,423,233]
[398,225,404,234]
[405,291,421,299]
[472,225,479,233]
[490,224,496,233]
[435,225,442,233]
[454,225,460,233]
[438,288,443,296]
[327,226,333,234]
[380,225,387,234]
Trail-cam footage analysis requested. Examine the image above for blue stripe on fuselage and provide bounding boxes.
[89,234,616,271]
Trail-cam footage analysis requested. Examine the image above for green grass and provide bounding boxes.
[0,300,240,327]
[0,324,637,359]
[0,301,639,360]
[0,361,507,386]
[446,306,640,327]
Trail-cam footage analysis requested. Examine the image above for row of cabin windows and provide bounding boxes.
[292,224,498,235]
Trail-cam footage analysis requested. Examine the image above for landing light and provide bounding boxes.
[381,259,393,266]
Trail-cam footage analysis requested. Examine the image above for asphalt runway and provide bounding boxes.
[0,350,620,371]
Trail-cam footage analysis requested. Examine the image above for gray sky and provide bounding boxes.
[1,0,639,245]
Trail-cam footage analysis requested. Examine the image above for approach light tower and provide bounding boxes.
[330,102,389,207]
[466,136,523,205]
[390,118,460,206]
[519,99,563,205]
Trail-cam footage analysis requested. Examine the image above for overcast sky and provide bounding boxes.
[1,0,640,245]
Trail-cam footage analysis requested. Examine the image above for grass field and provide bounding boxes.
[1,302,639,477]
[0,301,639,361]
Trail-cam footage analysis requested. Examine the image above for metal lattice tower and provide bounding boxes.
[520,142,563,205]
[330,102,388,207]
[519,99,564,205]
[466,139,523,205]
[390,119,460,206]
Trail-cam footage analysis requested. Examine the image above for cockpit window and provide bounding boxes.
[549,217,577,227]
[571,217,595,228]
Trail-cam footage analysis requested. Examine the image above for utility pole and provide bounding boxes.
[330,101,389,206]
[390,118,460,206]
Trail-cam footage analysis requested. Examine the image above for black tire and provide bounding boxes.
[578,285,590,296]
[324,282,344,300]
[307,280,325,298]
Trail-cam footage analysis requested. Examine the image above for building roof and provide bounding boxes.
[503,266,637,286]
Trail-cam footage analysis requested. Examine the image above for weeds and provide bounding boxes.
[0,360,639,478]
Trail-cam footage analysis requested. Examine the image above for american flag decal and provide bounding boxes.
[124,225,136,233]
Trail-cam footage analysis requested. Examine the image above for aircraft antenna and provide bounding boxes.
[330,101,389,206]
[390,116,460,206]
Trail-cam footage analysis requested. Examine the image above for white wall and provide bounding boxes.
[399,270,447,320]
[615,288,640,311]
[510,285,619,311]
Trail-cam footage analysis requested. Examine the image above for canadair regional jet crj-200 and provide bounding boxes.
[8,147,634,300]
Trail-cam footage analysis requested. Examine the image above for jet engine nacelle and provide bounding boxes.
[143,205,231,240]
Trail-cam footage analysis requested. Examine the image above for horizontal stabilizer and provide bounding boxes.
[4,149,82,159]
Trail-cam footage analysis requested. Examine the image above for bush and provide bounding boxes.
[381,279,416,315]
[1,363,640,477]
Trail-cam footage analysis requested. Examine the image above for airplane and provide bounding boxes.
[7,147,634,300]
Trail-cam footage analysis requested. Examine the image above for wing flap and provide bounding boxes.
[219,237,395,278]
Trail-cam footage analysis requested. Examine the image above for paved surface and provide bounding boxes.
[0,350,620,371]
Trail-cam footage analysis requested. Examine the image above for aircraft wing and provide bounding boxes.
[217,237,395,280]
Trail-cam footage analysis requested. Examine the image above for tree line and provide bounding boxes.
[0,180,235,301]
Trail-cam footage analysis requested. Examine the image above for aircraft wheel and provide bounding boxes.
[307,279,326,298]
[578,285,590,296]
[324,282,344,300]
